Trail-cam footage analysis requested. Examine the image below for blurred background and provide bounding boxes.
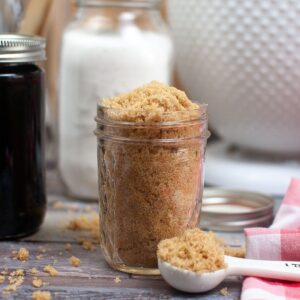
[2,0,300,198]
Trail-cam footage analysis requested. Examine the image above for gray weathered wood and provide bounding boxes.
[0,169,249,299]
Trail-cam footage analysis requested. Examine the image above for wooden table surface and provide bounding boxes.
[0,169,251,300]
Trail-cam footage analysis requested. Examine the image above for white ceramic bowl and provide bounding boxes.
[167,0,300,155]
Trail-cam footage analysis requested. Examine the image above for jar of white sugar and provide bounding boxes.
[59,0,174,199]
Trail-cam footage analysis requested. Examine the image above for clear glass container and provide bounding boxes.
[59,0,174,199]
[94,104,208,274]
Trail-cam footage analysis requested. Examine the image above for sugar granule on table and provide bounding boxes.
[114,276,122,284]
[0,275,5,283]
[220,287,229,296]
[38,246,47,254]
[32,290,52,300]
[69,256,81,267]
[30,268,39,275]
[1,269,8,275]
[10,269,24,277]
[32,277,43,288]
[43,265,58,277]
[67,213,99,238]
[80,239,96,251]
[3,268,24,294]
[64,243,72,252]
[16,247,29,261]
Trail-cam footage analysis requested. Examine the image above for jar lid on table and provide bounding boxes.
[200,188,274,232]
[0,34,46,63]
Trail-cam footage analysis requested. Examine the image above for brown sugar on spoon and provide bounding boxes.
[157,228,226,273]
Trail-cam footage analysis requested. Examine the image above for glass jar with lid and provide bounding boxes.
[0,34,46,239]
[59,0,174,199]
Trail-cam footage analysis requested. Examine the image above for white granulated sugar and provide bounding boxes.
[59,28,173,199]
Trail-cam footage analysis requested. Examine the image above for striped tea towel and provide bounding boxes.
[241,178,300,300]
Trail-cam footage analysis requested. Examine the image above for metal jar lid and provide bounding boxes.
[200,188,274,232]
[0,34,46,63]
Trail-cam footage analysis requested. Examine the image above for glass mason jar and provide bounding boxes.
[59,0,174,199]
[0,34,46,239]
[95,104,208,274]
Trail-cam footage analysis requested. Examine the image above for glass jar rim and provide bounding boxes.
[96,103,208,127]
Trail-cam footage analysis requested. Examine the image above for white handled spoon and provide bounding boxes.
[158,255,300,293]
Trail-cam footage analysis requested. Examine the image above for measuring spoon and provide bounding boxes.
[158,255,300,293]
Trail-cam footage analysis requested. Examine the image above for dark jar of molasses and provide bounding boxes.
[0,34,46,239]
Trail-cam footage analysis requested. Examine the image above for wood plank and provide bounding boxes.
[0,240,242,299]
[0,167,246,299]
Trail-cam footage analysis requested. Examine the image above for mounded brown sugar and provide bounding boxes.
[157,228,226,273]
[97,82,207,269]
[102,81,199,122]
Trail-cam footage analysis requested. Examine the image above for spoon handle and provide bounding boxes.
[225,255,300,281]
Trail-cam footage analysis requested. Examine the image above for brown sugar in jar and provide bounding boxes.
[94,82,208,275]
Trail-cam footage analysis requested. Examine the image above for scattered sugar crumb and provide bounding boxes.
[32,277,43,288]
[64,243,72,252]
[4,269,24,293]
[58,252,63,256]
[16,248,29,261]
[114,276,122,284]
[69,256,81,267]
[30,268,39,275]
[80,240,96,251]
[43,265,58,277]
[38,247,47,254]
[10,269,24,277]
[1,269,8,275]
[0,275,5,283]
[66,213,100,240]
[220,287,229,296]
[36,254,43,260]
[224,246,245,258]
[32,290,52,300]
[67,213,99,231]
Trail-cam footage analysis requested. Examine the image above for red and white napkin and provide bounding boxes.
[241,178,300,300]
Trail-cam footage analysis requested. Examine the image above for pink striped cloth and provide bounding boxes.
[241,178,300,300]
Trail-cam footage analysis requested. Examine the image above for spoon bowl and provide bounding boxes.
[158,259,227,293]
[159,255,300,293]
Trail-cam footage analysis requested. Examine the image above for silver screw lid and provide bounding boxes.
[200,188,274,232]
[0,34,46,63]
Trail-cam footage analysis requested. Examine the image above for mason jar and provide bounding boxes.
[59,0,174,199]
[94,104,208,274]
[0,34,46,239]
